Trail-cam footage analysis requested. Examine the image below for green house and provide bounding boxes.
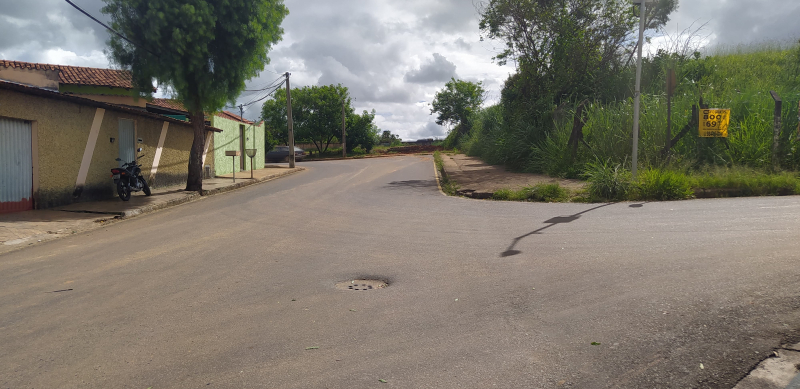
[209,111,265,176]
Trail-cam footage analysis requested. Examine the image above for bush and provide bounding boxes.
[583,159,633,201]
[528,183,569,202]
[689,167,800,196]
[635,169,694,200]
[492,183,570,202]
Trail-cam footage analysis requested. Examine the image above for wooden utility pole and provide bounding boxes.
[285,72,295,168]
[770,90,782,171]
[666,68,676,155]
[631,0,651,179]
[342,98,346,158]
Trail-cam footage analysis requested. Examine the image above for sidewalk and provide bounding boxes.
[0,165,304,254]
[440,153,585,199]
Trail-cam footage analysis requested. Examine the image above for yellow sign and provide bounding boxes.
[699,109,730,137]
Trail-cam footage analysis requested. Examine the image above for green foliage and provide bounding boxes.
[583,159,633,201]
[102,0,288,190]
[262,84,355,154]
[491,184,569,202]
[431,78,486,139]
[261,87,289,145]
[103,0,288,114]
[480,0,676,148]
[434,151,459,195]
[689,167,800,196]
[635,169,694,200]
[380,131,402,145]
[468,42,800,192]
[346,110,380,153]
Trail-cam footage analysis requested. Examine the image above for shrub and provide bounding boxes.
[635,169,694,200]
[527,183,569,202]
[583,159,633,201]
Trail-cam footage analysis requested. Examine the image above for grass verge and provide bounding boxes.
[492,183,570,202]
[433,151,459,195]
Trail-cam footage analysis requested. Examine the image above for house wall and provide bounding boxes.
[210,115,264,176]
[0,88,207,209]
[59,85,146,108]
[0,67,59,90]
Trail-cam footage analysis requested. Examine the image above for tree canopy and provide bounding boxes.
[478,0,677,144]
[430,78,486,135]
[346,110,380,153]
[102,0,288,190]
[262,84,380,154]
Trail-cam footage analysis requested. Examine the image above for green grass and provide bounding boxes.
[689,167,800,197]
[458,42,800,180]
[583,159,634,201]
[636,169,694,200]
[433,151,459,195]
[492,183,570,202]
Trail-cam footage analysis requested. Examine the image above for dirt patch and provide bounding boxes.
[440,154,585,198]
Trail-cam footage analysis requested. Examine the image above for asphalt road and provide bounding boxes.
[2,155,800,389]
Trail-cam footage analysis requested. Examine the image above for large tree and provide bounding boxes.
[479,0,677,144]
[345,110,379,153]
[102,0,288,191]
[261,84,354,154]
[430,78,486,135]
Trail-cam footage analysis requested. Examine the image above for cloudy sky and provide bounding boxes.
[1,0,799,140]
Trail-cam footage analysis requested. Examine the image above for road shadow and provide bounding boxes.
[500,203,613,257]
[385,180,439,190]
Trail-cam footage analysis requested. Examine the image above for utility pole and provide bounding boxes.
[285,72,295,168]
[342,97,346,158]
[631,0,650,179]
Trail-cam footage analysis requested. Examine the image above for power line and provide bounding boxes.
[242,81,284,107]
[63,0,159,58]
[244,75,285,92]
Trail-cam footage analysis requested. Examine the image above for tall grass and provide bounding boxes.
[460,43,800,178]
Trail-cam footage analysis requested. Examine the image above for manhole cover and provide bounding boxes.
[336,279,388,291]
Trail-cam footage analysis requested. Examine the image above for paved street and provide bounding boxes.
[2,155,800,388]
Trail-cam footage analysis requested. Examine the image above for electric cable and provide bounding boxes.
[64,0,159,58]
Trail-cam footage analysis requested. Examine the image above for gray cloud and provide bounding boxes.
[410,121,447,140]
[404,53,458,84]
[4,0,798,141]
[665,1,800,46]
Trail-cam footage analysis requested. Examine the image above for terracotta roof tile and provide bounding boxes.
[215,111,254,125]
[150,98,187,112]
[0,59,134,89]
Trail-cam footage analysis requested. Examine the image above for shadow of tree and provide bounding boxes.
[500,203,613,257]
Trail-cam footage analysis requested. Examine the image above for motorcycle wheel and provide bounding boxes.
[117,179,131,201]
[139,176,152,196]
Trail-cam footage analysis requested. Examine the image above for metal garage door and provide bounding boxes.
[0,117,33,213]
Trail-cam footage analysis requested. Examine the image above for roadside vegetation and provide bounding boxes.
[429,0,800,202]
[433,151,459,195]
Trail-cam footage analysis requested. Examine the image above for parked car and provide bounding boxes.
[266,146,306,162]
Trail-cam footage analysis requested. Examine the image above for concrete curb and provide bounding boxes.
[119,167,306,219]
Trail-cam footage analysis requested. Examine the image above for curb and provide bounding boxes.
[120,167,306,219]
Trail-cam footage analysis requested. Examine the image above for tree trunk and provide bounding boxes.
[185,110,205,192]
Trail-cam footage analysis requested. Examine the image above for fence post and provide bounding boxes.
[770,91,782,171]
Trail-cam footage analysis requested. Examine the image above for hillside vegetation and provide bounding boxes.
[451,42,800,200]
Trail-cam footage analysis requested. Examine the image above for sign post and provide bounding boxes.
[698,109,731,138]
[630,0,653,179]
[225,150,241,182]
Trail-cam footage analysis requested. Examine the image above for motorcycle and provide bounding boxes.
[110,148,151,201]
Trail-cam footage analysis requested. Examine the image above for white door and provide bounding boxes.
[118,119,136,166]
[0,117,33,213]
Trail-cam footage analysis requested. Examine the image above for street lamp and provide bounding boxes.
[631,0,652,179]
